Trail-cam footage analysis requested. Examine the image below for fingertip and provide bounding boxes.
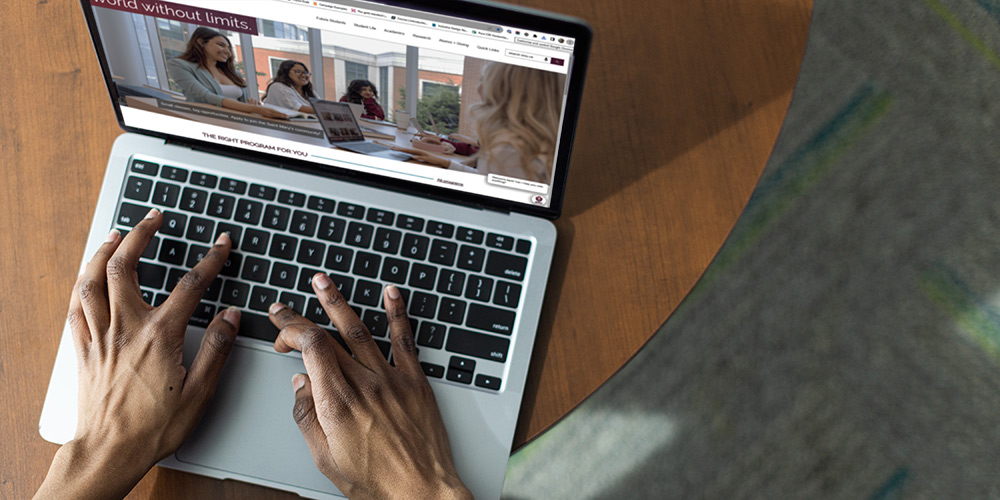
[214,231,231,247]
[222,306,241,327]
[385,284,401,301]
[269,301,287,316]
[292,373,307,392]
[104,228,120,243]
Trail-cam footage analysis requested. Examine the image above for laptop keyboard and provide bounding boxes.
[116,157,533,392]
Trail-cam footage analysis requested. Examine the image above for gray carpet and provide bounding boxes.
[502,0,1000,498]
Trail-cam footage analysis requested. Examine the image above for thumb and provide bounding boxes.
[291,373,333,472]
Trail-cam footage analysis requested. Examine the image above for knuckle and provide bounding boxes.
[292,396,316,427]
[393,330,417,353]
[321,289,346,309]
[78,278,103,302]
[105,257,131,281]
[387,305,408,322]
[177,269,209,291]
[297,325,330,352]
[204,327,235,356]
[67,308,88,330]
[342,324,371,344]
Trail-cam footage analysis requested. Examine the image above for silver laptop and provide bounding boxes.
[40,1,590,498]
[312,99,411,160]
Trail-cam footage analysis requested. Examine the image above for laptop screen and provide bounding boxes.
[82,0,589,216]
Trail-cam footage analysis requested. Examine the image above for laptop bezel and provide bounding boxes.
[77,0,592,220]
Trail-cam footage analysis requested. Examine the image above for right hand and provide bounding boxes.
[256,107,289,119]
[268,275,472,500]
[447,133,477,145]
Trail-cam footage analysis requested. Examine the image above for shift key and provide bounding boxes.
[446,327,509,363]
[484,251,527,281]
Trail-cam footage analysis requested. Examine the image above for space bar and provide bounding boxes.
[238,311,280,343]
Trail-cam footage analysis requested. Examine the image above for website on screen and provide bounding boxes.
[88,0,576,207]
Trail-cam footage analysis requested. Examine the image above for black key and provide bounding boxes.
[137,262,167,289]
[219,178,247,195]
[116,202,150,228]
[165,268,186,292]
[241,256,270,283]
[249,184,277,201]
[220,252,243,278]
[465,275,494,302]
[366,209,395,226]
[457,245,486,272]
[456,227,484,244]
[154,293,170,307]
[437,269,465,296]
[486,233,515,250]
[493,281,522,307]
[401,234,429,261]
[353,279,382,306]
[263,204,291,231]
[180,187,208,214]
[297,268,324,293]
[353,252,381,278]
[160,211,187,236]
[305,297,330,324]
[185,216,215,243]
[429,240,457,266]
[131,159,158,176]
[324,245,353,272]
[437,297,466,324]
[408,264,437,290]
[417,321,446,348]
[450,356,476,371]
[396,215,425,232]
[329,274,354,300]
[185,244,211,268]
[345,222,374,248]
[446,368,473,384]
[375,339,391,360]
[337,202,365,219]
[475,374,501,391]
[280,292,306,315]
[235,199,263,225]
[516,239,532,255]
[363,310,388,337]
[485,251,528,281]
[270,262,299,289]
[221,280,250,307]
[269,234,298,260]
[297,239,326,266]
[204,277,222,301]
[373,228,401,255]
[446,328,510,363]
[278,189,306,207]
[190,172,218,188]
[142,236,160,260]
[140,288,154,305]
[189,303,216,328]
[421,362,445,378]
[290,210,319,237]
[409,292,438,319]
[318,216,346,243]
[466,303,515,335]
[124,176,153,202]
[307,195,336,213]
[215,223,242,248]
[207,193,236,219]
[380,258,409,284]
[249,286,279,312]
[161,166,188,182]
[152,182,181,208]
[238,311,280,342]
[159,239,187,266]
[426,221,454,238]
[241,228,270,255]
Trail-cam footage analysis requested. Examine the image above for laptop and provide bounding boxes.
[312,99,411,160]
[39,1,590,499]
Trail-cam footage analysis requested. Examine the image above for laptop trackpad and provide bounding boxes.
[176,335,338,494]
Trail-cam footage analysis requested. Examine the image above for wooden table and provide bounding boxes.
[0,0,811,497]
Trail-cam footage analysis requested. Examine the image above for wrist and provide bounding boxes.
[35,436,154,499]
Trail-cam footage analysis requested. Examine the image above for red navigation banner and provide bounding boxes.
[89,0,258,35]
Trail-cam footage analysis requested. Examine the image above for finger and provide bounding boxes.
[68,270,93,357]
[311,273,387,371]
[78,229,123,337]
[183,307,240,407]
[290,373,335,473]
[106,208,161,308]
[159,233,231,329]
[383,285,421,376]
[269,302,353,396]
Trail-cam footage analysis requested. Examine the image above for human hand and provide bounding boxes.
[267,274,472,500]
[35,209,240,499]
[257,106,289,119]
[376,142,451,168]
[446,133,477,146]
[414,133,443,145]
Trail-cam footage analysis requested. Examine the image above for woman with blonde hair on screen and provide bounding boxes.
[390,62,563,185]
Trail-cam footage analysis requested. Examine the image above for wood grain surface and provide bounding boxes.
[0,0,811,497]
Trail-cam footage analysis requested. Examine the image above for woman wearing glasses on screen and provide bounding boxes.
[263,60,318,114]
[166,27,287,120]
[387,62,562,185]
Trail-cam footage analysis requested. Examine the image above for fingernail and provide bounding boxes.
[105,228,119,243]
[292,373,306,392]
[269,302,287,315]
[215,232,230,245]
[223,306,241,324]
[313,273,332,290]
[386,284,400,300]
[144,208,159,219]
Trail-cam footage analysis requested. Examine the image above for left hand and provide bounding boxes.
[35,209,241,499]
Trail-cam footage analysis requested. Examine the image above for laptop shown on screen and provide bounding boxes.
[39,1,590,498]
[312,99,410,160]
